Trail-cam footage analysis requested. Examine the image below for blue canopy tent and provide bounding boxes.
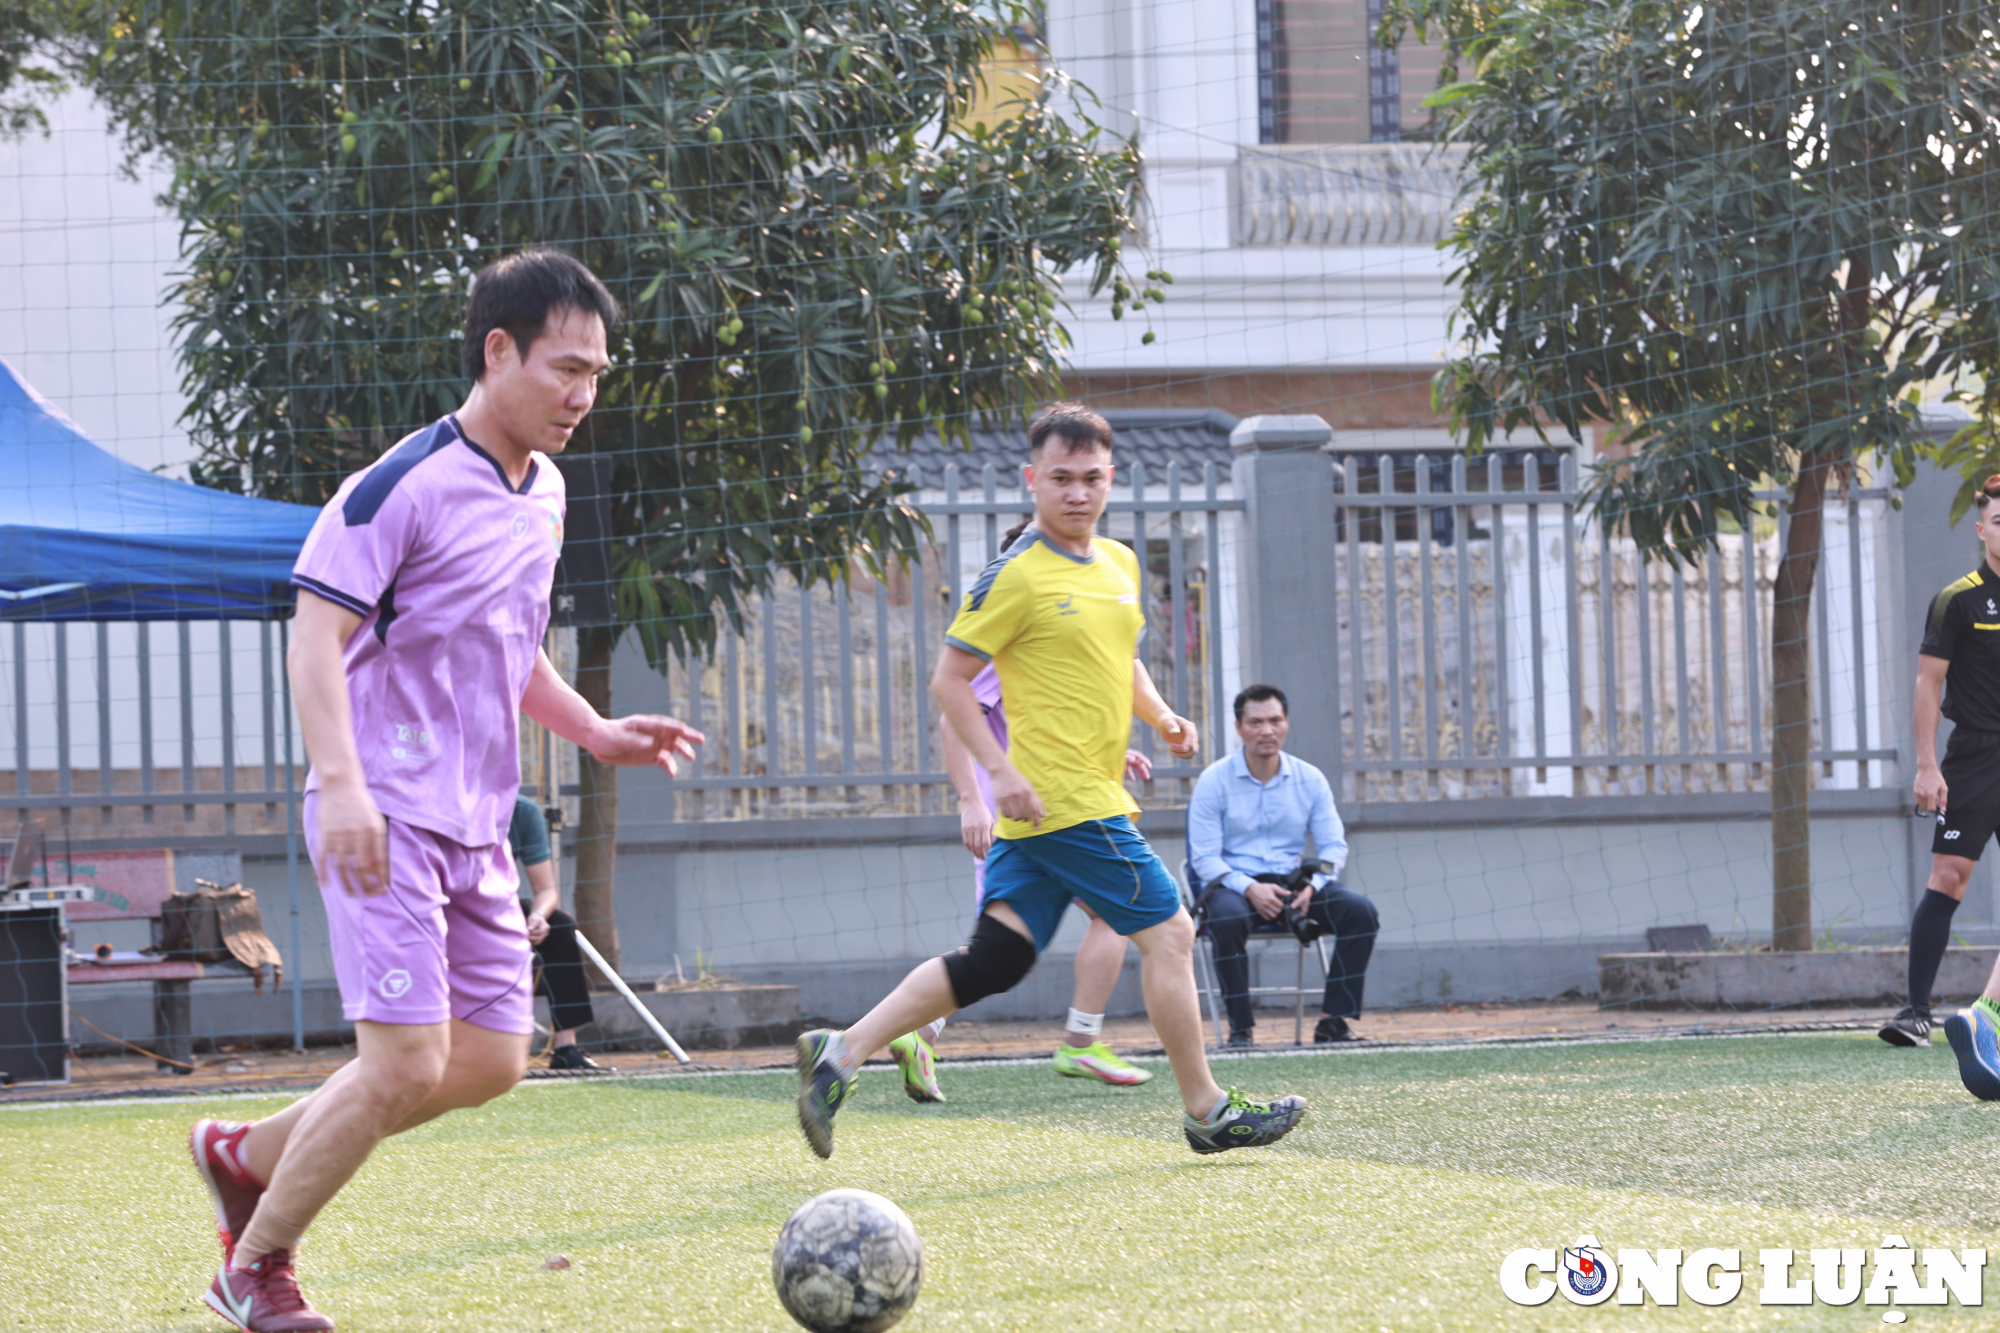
[0,356,319,1052]
[0,356,317,621]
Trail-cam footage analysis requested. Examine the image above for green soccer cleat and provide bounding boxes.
[795,1029,858,1159]
[1054,1042,1154,1086]
[888,1030,945,1103]
[1183,1087,1309,1155]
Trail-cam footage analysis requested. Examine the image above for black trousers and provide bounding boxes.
[1205,882,1380,1035]
[533,908,596,1034]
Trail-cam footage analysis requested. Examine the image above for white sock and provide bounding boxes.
[825,1031,858,1078]
[1066,1008,1104,1039]
[923,1017,946,1043]
[1196,1090,1231,1126]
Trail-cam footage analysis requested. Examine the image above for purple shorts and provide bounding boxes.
[307,794,534,1035]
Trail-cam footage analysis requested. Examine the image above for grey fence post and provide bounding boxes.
[1229,414,1340,777]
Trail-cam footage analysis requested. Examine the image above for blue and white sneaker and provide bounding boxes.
[1941,1002,2000,1101]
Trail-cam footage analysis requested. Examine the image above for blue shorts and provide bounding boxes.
[980,817,1184,951]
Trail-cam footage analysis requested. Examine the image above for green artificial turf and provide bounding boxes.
[3,1034,1996,1330]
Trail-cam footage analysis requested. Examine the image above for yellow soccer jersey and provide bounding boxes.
[944,529,1144,839]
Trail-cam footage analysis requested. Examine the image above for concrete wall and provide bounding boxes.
[56,775,1970,1050]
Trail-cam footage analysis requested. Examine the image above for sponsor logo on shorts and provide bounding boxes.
[1945,829,1962,840]
[1500,1233,1986,1310]
[379,969,413,999]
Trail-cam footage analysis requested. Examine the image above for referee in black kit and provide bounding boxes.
[1883,474,2000,1086]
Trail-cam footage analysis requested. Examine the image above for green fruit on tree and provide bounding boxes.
[874,382,888,400]
[964,308,984,324]
[799,426,813,443]
[340,134,357,152]
[1142,330,1157,344]
[458,77,472,91]
[709,125,724,143]
[868,361,881,377]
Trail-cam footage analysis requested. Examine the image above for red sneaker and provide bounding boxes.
[190,1119,264,1257]
[205,1250,335,1332]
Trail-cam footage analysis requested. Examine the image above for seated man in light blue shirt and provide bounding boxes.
[1188,684,1378,1046]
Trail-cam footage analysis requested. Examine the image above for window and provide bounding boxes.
[1256,0,1443,144]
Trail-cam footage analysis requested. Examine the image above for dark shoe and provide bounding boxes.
[1313,1016,1362,1044]
[547,1044,608,1072]
[1224,1029,1254,1049]
[1877,1007,1932,1049]
[795,1029,859,1160]
[1183,1088,1309,1155]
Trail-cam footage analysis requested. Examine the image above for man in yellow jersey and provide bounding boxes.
[795,403,1307,1158]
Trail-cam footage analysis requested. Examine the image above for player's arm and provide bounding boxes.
[1131,659,1198,760]
[288,588,388,896]
[1915,654,1950,814]
[522,859,559,944]
[520,649,705,774]
[932,646,1044,830]
[938,715,996,858]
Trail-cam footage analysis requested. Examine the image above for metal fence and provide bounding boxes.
[3,453,1900,826]
[639,462,1243,821]
[1327,452,1898,803]
[4,619,301,835]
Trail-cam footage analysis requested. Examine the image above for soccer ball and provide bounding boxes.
[772,1188,924,1333]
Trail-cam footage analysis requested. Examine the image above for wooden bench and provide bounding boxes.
[54,847,261,1073]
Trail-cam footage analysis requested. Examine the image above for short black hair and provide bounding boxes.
[1978,474,2000,515]
[1233,683,1289,721]
[1028,402,1113,460]
[462,247,621,382]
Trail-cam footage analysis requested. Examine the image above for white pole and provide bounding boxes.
[573,931,691,1066]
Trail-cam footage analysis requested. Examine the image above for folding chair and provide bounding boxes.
[1181,857,1334,1048]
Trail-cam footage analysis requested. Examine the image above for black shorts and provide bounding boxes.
[1934,728,2000,859]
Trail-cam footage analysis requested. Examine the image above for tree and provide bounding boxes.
[1388,0,2000,948]
[84,0,1152,970]
[0,0,73,138]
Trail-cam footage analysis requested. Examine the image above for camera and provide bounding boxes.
[1273,860,1335,944]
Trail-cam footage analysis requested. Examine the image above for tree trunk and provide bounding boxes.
[1770,455,1833,952]
[574,626,621,981]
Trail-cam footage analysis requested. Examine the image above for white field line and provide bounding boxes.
[0,1019,1881,1112]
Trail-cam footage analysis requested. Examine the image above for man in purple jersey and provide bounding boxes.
[186,249,703,1333]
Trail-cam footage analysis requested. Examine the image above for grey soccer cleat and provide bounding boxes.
[795,1029,859,1159]
[1183,1087,1308,1155]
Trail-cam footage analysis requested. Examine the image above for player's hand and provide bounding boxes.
[1123,749,1153,782]
[1156,713,1199,761]
[991,765,1046,831]
[1291,885,1315,913]
[960,801,995,859]
[587,714,706,775]
[315,779,388,897]
[524,911,551,946]
[1916,763,1948,816]
[1245,881,1287,920]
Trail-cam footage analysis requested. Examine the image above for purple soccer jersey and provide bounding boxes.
[291,415,564,848]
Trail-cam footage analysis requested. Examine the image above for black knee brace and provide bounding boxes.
[940,913,1038,1008]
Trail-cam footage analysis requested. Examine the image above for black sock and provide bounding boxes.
[1908,889,1962,1016]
